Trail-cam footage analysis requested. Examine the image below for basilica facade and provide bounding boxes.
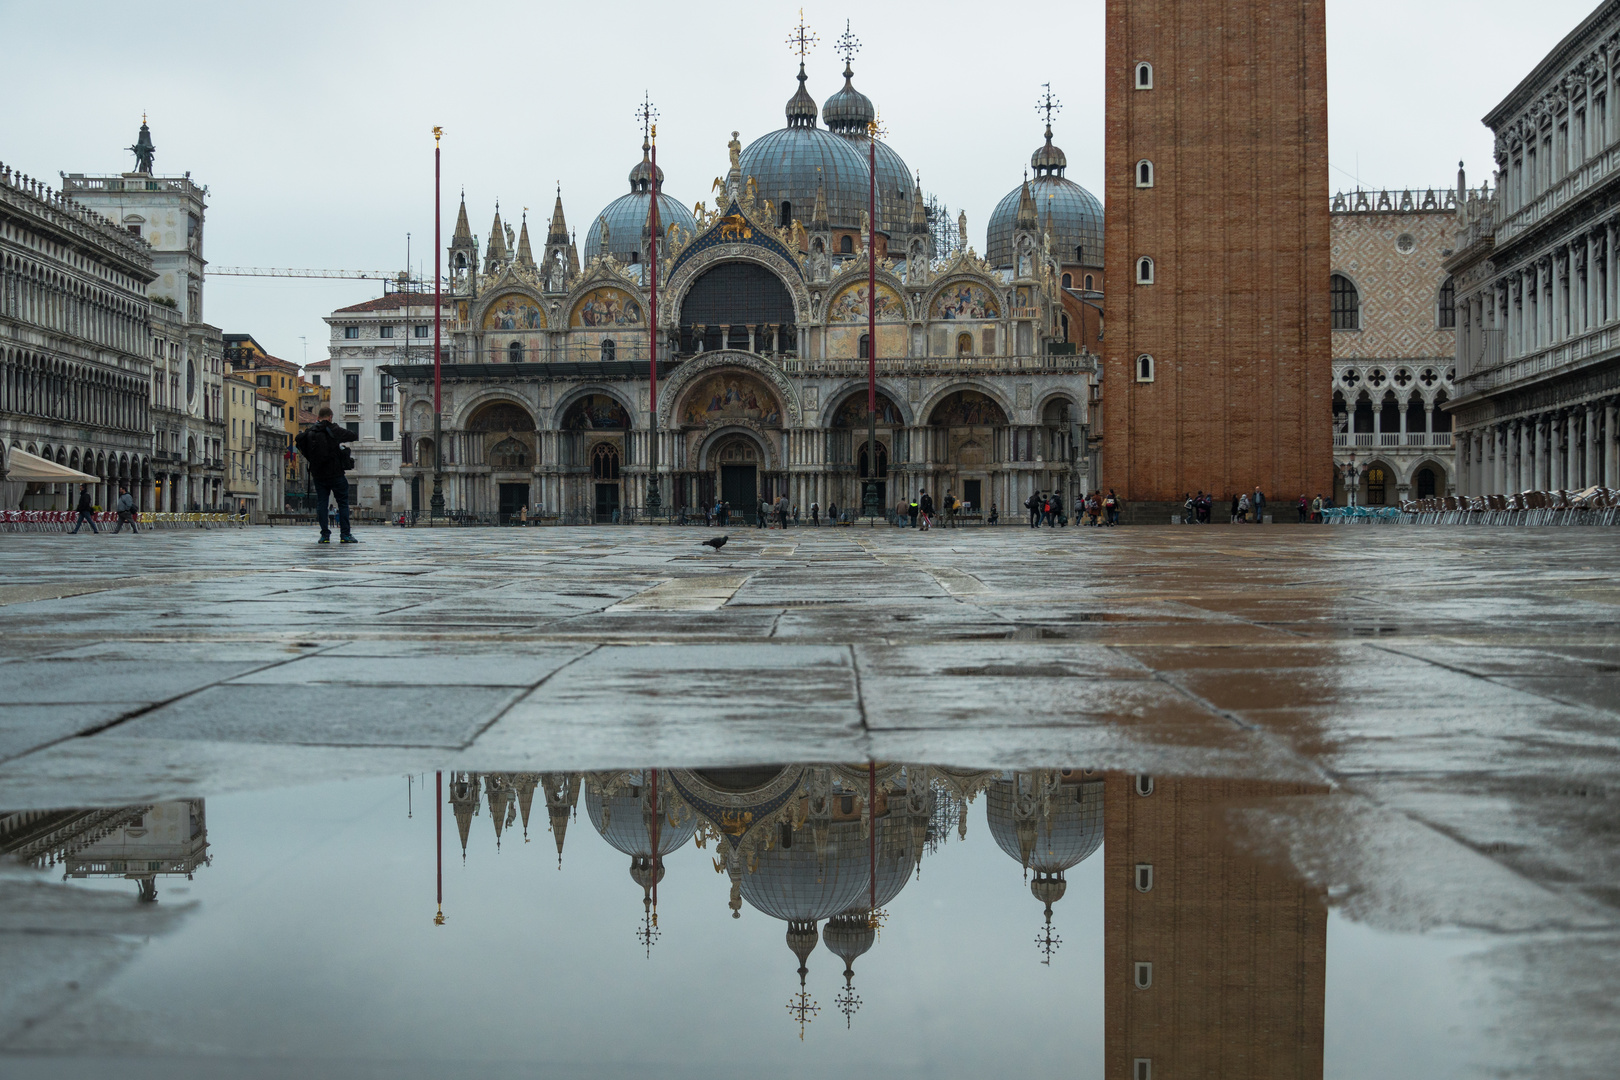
[381,56,1102,522]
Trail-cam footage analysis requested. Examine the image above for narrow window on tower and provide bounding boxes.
[839,235,854,254]
[1136,160,1154,188]
[1135,774,1154,796]
[1134,1061,1153,1080]
[1134,962,1154,990]
[1135,62,1153,90]
[601,339,616,362]
[1135,864,1154,892]
[1136,354,1155,382]
[1136,257,1155,285]
[1331,274,1361,330]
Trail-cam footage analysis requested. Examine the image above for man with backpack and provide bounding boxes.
[112,486,139,533]
[1026,490,1040,528]
[295,406,358,544]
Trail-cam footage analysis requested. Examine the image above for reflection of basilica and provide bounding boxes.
[0,800,209,902]
[386,20,1102,522]
[437,766,1329,1066]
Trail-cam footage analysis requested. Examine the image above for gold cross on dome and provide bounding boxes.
[787,9,817,59]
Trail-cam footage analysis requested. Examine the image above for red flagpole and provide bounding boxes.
[649,126,660,513]
[434,770,444,925]
[433,128,442,414]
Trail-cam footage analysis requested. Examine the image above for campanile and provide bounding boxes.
[1103,0,1334,519]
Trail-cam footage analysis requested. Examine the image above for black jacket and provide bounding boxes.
[300,420,357,481]
[76,490,93,514]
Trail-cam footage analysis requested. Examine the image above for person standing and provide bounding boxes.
[909,492,921,529]
[111,487,139,534]
[1253,487,1267,524]
[1105,489,1120,526]
[810,501,819,527]
[988,503,999,525]
[1027,490,1040,528]
[1297,494,1309,523]
[295,405,358,544]
[919,490,935,530]
[70,487,99,534]
[1311,494,1323,523]
[1050,490,1064,527]
[828,501,839,525]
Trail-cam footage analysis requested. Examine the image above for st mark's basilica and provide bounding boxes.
[387,27,1104,522]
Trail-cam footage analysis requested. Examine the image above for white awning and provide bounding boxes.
[2,447,101,483]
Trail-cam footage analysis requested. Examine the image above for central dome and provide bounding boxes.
[740,62,905,232]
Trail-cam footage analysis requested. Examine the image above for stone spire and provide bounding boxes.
[448,772,480,860]
[449,190,478,286]
[453,195,471,242]
[910,178,927,233]
[484,205,508,273]
[812,175,829,228]
[484,774,512,850]
[547,189,569,245]
[516,211,535,268]
[513,774,539,842]
[1016,174,1037,229]
[543,772,580,868]
[542,188,573,292]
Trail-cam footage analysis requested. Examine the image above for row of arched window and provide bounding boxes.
[1,347,148,430]
[1331,273,1456,331]
[0,254,147,355]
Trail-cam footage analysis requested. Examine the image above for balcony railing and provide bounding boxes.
[1333,431,1452,448]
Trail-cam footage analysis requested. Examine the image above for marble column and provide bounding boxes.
[1551,414,1565,490]
[1586,402,1600,487]
[1606,400,1619,487]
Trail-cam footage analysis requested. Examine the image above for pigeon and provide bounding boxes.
[702,535,729,551]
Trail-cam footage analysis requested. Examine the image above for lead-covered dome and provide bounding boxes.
[585,139,698,265]
[739,65,881,230]
[987,126,1104,270]
[585,776,697,858]
[985,773,1104,873]
[824,61,915,231]
[739,818,871,922]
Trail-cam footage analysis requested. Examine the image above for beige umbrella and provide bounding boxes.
[2,447,102,483]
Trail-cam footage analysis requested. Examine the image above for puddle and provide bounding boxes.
[0,768,1520,1078]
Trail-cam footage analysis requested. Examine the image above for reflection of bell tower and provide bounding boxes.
[1103,775,1328,1080]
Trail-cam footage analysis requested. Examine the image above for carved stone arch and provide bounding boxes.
[918,379,1014,425]
[450,387,538,432]
[656,350,802,428]
[550,384,637,431]
[1035,388,1084,420]
[696,424,777,471]
[822,380,914,428]
[923,275,1005,321]
[660,244,810,329]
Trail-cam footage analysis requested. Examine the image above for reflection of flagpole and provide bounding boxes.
[868,762,877,913]
[646,123,662,516]
[434,770,445,925]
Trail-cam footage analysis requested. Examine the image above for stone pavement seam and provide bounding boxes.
[454,644,602,750]
[0,641,352,767]
[846,642,874,758]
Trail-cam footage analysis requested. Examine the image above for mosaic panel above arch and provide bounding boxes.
[930,281,1000,320]
[827,281,904,322]
[484,294,546,331]
[571,288,644,328]
[467,400,536,432]
[562,394,631,430]
[679,371,784,427]
[831,391,903,427]
[929,389,1008,427]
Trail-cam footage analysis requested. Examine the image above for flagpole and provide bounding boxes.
[430,127,445,522]
[647,124,662,518]
[862,124,881,523]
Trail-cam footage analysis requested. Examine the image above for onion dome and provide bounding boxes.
[985,774,1104,874]
[823,62,875,134]
[739,67,875,230]
[823,911,875,971]
[986,125,1104,270]
[786,62,819,127]
[586,139,698,266]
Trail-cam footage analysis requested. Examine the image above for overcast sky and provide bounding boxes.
[3,0,1601,365]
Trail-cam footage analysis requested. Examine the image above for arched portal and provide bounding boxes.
[926,390,1009,515]
[830,389,902,511]
[591,441,622,522]
[678,262,797,354]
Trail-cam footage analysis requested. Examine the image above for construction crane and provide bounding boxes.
[206,266,403,281]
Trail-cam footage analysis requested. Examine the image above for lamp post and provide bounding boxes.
[1343,454,1360,508]
[430,126,446,523]
[861,120,882,523]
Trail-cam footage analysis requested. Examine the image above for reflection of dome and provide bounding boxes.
[985,773,1104,873]
[986,126,1104,270]
[823,911,875,971]
[585,139,697,265]
[740,818,870,922]
[585,776,697,858]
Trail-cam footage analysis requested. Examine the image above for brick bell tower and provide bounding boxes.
[1103,0,1334,521]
